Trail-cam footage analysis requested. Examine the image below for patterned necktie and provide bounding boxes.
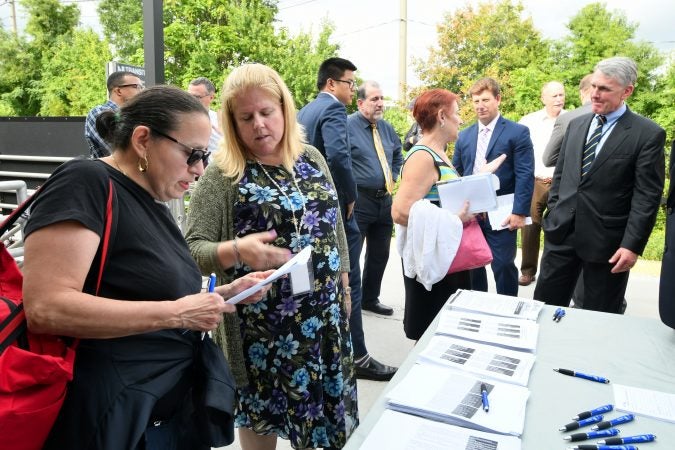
[581,115,607,177]
[371,123,394,194]
[473,126,490,174]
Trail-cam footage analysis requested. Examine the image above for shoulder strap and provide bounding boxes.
[0,179,115,353]
[404,145,444,178]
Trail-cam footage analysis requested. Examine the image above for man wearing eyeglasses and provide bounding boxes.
[85,71,144,158]
[187,77,223,157]
[299,58,397,382]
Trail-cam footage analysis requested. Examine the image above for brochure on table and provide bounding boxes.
[417,334,535,386]
[386,364,530,436]
[445,289,544,321]
[360,409,522,450]
[436,309,540,352]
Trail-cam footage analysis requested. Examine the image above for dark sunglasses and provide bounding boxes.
[149,128,211,166]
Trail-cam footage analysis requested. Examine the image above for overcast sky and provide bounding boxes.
[2,0,672,101]
[275,0,675,100]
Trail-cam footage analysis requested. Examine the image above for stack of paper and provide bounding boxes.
[613,384,675,423]
[417,335,535,386]
[437,172,500,213]
[436,309,540,352]
[386,364,530,436]
[445,289,544,321]
[360,409,522,450]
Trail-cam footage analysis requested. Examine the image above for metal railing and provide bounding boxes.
[0,180,30,266]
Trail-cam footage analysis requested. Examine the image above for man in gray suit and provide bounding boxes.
[534,57,665,313]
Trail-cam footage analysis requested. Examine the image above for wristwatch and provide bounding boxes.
[343,286,352,296]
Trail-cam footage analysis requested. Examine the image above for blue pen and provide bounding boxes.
[599,434,656,444]
[555,309,566,322]
[559,414,604,431]
[553,307,563,320]
[574,404,614,420]
[591,414,635,431]
[554,368,610,384]
[563,428,620,442]
[480,383,490,412]
[208,273,217,293]
[570,445,639,450]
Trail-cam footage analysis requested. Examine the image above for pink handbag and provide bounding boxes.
[448,219,493,273]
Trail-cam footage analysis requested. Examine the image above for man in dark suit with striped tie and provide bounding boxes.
[534,57,665,313]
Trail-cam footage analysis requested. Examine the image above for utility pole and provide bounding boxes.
[9,0,18,37]
[398,0,407,102]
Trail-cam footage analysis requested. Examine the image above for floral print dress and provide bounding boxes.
[233,155,359,448]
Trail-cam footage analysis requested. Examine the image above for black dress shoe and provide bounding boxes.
[354,356,397,381]
[361,301,394,316]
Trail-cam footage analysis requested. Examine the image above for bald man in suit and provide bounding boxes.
[535,57,665,313]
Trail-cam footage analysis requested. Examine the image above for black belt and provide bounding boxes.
[358,186,389,198]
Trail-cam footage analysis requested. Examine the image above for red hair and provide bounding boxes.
[413,89,458,133]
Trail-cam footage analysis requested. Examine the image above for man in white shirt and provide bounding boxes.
[187,77,223,157]
[517,81,566,286]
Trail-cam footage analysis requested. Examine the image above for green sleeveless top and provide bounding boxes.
[404,145,460,202]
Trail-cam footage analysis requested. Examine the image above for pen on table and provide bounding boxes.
[563,428,620,442]
[555,309,566,322]
[554,368,610,384]
[568,445,639,450]
[559,414,604,431]
[480,383,489,412]
[574,404,614,420]
[598,434,656,445]
[591,414,635,431]
[553,307,563,320]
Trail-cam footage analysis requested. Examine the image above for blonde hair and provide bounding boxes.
[213,63,305,181]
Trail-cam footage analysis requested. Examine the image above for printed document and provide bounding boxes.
[386,364,530,436]
[445,289,544,321]
[225,246,312,304]
[417,335,535,386]
[361,409,522,450]
[487,194,532,230]
[437,173,500,214]
[614,384,675,423]
[436,309,539,352]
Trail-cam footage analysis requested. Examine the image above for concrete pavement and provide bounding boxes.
[219,244,662,450]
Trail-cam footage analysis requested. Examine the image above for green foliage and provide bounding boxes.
[39,30,112,116]
[416,0,548,121]
[383,106,413,143]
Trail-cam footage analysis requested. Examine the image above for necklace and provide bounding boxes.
[256,161,307,247]
[110,152,127,176]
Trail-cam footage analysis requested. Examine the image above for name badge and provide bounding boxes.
[289,254,314,296]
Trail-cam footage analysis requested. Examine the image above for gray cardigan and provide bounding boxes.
[185,144,350,386]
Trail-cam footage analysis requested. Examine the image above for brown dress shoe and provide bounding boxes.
[518,274,536,286]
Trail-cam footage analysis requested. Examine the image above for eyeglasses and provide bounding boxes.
[191,93,212,100]
[150,128,211,166]
[333,79,357,90]
[118,83,144,91]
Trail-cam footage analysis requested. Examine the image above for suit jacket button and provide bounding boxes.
[570,208,575,213]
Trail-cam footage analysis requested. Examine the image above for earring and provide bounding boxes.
[138,155,149,173]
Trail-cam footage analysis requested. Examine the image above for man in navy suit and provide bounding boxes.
[535,57,665,313]
[298,58,396,381]
[453,78,534,296]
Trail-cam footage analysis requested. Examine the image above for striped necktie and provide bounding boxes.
[474,126,490,174]
[581,115,606,177]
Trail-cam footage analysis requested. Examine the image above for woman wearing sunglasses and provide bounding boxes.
[22,86,273,449]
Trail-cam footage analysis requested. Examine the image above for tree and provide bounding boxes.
[416,0,548,120]
[39,30,113,116]
[0,0,80,115]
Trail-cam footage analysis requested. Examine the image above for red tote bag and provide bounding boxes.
[0,180,114,450]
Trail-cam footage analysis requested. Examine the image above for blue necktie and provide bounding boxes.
[581,115,607,177]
